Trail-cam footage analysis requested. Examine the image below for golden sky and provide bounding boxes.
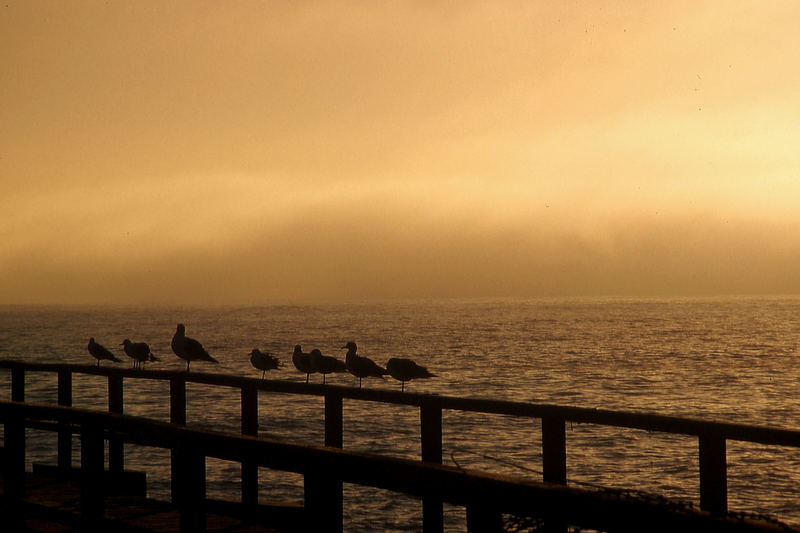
[2,1,800,304]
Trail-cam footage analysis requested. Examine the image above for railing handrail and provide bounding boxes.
[0,399,790,533]
[1,359,798,447]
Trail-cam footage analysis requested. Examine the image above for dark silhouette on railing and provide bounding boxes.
[1,360,800,532]
[386,357,435,392]
[249,349,281,379]
[342,341,388,387]
[292,345,315,383]
[171,323,218,371]
[87,338,122,366]
[0,400,791,533]
[310,349,347,384]
[121,339,158,369]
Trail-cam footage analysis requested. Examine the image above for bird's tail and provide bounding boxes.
[149,353,159,362]
[112,355,123,363]
[206,354,219,363]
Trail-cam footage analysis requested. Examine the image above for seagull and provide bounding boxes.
[170,324,218,371]
[310,348,346,385]
[386,357,435,392]
[250,349,281,379]
[121,339,158,370]
[292,345,316,383]
[87,338,122,367]
[341,341,387,388]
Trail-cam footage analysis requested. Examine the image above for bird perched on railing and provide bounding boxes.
[292,345,316,383]
[386,357,435,392]
[310,348,346,384]
[88,338,122,367]
[250,349,281,379]
[121,339,158,370]
[341,341,387,388]
[171,324,218,372]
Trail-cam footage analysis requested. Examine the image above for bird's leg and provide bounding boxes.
[323,374,326,385]
[261,370,265,380]
[305,373,309,384]
[186,361,190,372]
[359,377,363,388]
[401,381,405,392]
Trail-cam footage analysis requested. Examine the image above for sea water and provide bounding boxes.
[1,297,800,531]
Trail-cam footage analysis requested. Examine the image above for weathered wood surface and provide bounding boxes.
[1,400,794,533]
[0,469,301,532]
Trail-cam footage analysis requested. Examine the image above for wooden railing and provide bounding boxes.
[2,360,800,531]
[0,400,791,533]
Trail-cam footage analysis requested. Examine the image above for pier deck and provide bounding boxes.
[0,467,301,532]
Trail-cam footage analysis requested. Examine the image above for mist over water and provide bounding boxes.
[2,296,800,530]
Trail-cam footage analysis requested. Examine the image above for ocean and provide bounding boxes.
[1,297,800,531]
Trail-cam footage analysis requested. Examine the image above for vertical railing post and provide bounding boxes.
[170,375,187,425]
[3,406,25,530]
[304,464,343,533]
[170,374,187,504]
[304,392,345,532]
[11,366,24,402]
[699,433,728,515]
[541,416,568,533]
[542,416,567,485]
[175,437,206,533]
[241,384,258,506]
[80,422,105,523]
[326,392,344,530]
[420,397,443,533]
[58,368,73,472]
[108,374,124,473]
[325,392,343,448]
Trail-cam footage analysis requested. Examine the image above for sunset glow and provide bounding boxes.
[2,1,800,304]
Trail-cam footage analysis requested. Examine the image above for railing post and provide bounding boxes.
[2,407,25,530]
[420,397,443,533]
[80,422,105,523]
[175,438,206,533]
[699,433,728,515]
[241,384,258,506]
[542,416,567,485]
[58,368,73,472]
[325,392,343,448]
[325,392,344,529]
[108,374,124,473]
[304,468,343,533]
[11,366,24,402]
[170,374,187,504]
[541,416,568,533]
[303,392,345,532]
[170,375,187,425]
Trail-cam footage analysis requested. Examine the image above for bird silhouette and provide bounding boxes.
[341,341,387,388]
[121,339,158,370]
[310,348,346,384]
[386,357,435,392]
[292,345,316,383]
[87,338,122,367]
[170,324,218,371]
[250,349,281,379]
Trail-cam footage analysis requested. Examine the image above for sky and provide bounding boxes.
[2,1,800,305]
